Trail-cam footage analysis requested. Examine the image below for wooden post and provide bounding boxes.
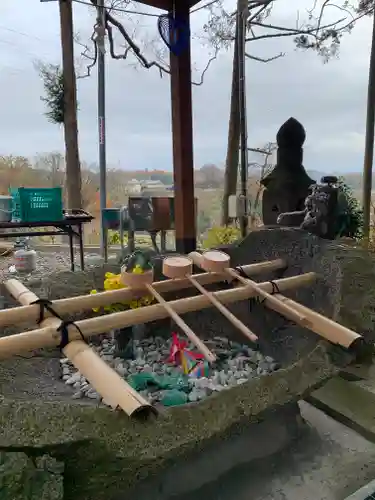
[170,2,196,254]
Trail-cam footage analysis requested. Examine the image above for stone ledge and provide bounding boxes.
[0,344,338,500]
[307,375,375,443]
[127,403,303,500]
[344,478,375,500]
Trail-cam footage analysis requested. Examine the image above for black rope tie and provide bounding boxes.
[31,298,63,324]
[30,298,86,350]
[233,267,282,312]
[269,280,280,295]
[57,321,86,350]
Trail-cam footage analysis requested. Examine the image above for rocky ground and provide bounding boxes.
[60,334,280,406]
[0,249,94,283]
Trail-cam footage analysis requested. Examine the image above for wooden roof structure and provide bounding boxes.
[137,0,199,253]
[137,0,201,12]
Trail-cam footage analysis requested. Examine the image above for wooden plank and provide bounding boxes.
[136,0,202,10]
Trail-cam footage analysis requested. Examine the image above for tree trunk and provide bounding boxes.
[59,0,82,210]
[222,15,240,226]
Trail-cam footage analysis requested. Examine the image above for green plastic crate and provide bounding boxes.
[10,187,63,223]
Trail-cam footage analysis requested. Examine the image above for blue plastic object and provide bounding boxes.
[157,12,190,56]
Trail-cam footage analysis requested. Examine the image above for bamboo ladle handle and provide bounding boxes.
[145,284,216,363]
[188,251,307,326]
[162,255,258,344]
[225,268,307,325]
[187,276,258,343]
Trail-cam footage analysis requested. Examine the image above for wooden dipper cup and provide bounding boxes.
[120,266,154,289]
[163,255,258,343]
[188,251,308,326]
[123,257,216,363]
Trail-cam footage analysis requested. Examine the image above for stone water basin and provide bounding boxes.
[0,228,370,500]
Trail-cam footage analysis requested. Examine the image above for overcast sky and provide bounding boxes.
[0,0,373,172]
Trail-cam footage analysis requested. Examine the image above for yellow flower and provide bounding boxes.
[90,289,100,313]
[132,264,144,275]
[91,271,153,314]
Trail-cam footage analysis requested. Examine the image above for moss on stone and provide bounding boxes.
[0,343,338,499]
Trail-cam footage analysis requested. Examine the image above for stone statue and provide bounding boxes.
[277,176,339,240]
[261,117,315,225]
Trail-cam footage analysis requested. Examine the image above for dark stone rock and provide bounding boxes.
[277,176,340,240]
[261,118,315,225]
[0,451,63,499]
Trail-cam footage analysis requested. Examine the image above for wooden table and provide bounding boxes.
[0,210,94,271]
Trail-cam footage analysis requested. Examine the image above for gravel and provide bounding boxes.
[0,249,117,284]
[60,333,280,407]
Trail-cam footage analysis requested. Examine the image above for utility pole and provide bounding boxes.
[58,0,82,210]
[362,8,375,242]
[96,0,108,261]
[237,0,249,238]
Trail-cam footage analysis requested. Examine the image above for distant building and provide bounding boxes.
[127,179,142,194]
[141,179,170,197]
[126,179,174,197]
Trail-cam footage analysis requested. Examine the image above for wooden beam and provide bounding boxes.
[170,2,196,254]
[134,0,202,11]
[135,0,171,10]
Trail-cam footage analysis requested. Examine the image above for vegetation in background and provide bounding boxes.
[337,178,363,239]
[37,60,82,209]
[1,153,373,249]
[38,64,66,125]
[203,225,241,249]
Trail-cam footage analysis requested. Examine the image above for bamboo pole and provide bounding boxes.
[226,268,307,325]
[189,252,363,350]
[5,280,155,419]
[0,259,285,329]
[189,251,307,325]
[0,273,315,359]
[272,295,362,349]
[145,284,216,362]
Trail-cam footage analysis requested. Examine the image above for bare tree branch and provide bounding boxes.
[245,51,284,62]
[204,0,370,64]
[84,0,217,86]
[75,32,98,79]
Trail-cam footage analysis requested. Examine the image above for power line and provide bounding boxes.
[0,37,57,61]
[0,25,48,42]
[73,0,160,17]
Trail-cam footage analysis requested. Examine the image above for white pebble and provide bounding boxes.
[87,389,100,399]
[237,378,248,385]
[115,364,126,376]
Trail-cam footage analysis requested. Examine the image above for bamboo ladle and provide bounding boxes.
[120,265,216,363]
[188,251,308,326]
[162,255,258,343]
